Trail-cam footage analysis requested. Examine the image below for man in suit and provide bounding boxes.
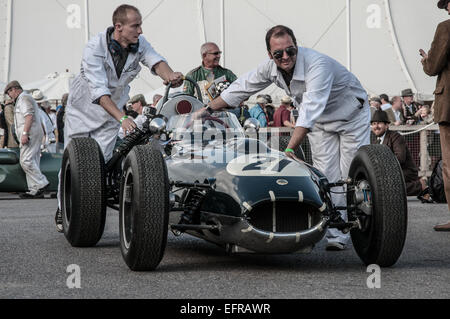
[371,110,432,202]
[401,88,419,124]
[421,0,450,230]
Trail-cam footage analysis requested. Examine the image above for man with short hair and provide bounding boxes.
[198,25,371,251]
[184,42,237,103]
[380,93,392,111]
[421,0,450,231]
[391,96,405,125]
[371,110,432,202]
[4,81,49,198]
[152,94,163,108]
[54,4,184,232]
[273,96,295,128]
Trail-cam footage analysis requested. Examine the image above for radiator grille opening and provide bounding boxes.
[246,201,321,233]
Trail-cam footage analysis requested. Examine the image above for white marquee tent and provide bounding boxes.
[0,0,446,104]
[23,71,75,100]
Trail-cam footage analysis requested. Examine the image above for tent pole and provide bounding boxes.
[346,0,351,71]
[198,0,207,44]
[84,0,90,44]
[4,0,12,83]
[384,0,417,93]
[220,0,225,67]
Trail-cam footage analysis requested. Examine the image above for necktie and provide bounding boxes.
[377,137,382,144]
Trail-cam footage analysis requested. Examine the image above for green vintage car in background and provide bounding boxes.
[0,145,62,193]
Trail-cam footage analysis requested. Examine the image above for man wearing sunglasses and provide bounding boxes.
[184,42,237,103]
[198,25,370,251]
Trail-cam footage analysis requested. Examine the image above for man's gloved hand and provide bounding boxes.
[164,72,184,88]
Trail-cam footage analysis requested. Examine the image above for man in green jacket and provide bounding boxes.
[184,42,237,103]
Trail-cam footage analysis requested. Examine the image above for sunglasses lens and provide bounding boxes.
[273,50,284,60]
[273,47,297,60]
[286,47,297,56]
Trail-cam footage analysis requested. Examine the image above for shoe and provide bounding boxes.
[417,187,433,204]
[55,208,64,233]
[19,192,45,199]
[434,221,450,232]
[326,242,345,251]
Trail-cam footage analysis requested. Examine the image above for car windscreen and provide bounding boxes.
[168,112,245,142]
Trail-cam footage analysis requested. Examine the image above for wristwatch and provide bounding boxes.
[23,131,29,135]
[205,105,214,114]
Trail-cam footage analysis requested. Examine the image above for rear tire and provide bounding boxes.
[61,138,106,247]
[348,145,407,267]
[119,144,170,271]
[278,135,305,161]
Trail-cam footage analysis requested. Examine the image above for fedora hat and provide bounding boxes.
[4,80,22,95]
[438,0,450,9]
[401,88,414,97]
[281,96,292,104]
[371,110,390,123]
[32,90,48,103]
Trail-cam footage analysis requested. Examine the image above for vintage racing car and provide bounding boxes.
[60,78,407,271]
[0,145,61,193]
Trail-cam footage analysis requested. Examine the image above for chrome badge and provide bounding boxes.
[276,179,289,186]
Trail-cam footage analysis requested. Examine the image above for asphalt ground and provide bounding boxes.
[1,193,449,299]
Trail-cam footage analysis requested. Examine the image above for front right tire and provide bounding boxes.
[348,145,407,267]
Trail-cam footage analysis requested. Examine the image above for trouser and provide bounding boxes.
[57,120,120,209]
[439,123,450,211]
[307,106,371,244]
[20,132,49,193]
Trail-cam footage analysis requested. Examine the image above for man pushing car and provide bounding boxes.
[54,4,183,232]
[197,25,371,251]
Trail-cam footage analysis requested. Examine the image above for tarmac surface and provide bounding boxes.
[1,193,449,299]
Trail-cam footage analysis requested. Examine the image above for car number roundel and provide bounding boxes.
[226,154,309,177]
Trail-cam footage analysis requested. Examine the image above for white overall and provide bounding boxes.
[221,47,371,245]
[14,93,49,194]
[58,29,167,208]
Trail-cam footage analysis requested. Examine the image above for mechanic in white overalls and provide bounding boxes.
[54,4,184,232]
[198,25,370,251]
[4,81,49,199]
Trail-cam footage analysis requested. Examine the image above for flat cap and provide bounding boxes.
[128,94,147,106]
[4,80,22,95]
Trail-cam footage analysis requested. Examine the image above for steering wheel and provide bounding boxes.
[184,116,229,130]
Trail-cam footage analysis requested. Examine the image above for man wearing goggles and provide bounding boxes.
[197,25,370,251]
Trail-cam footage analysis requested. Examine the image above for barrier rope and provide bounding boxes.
[399,122,437,136]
